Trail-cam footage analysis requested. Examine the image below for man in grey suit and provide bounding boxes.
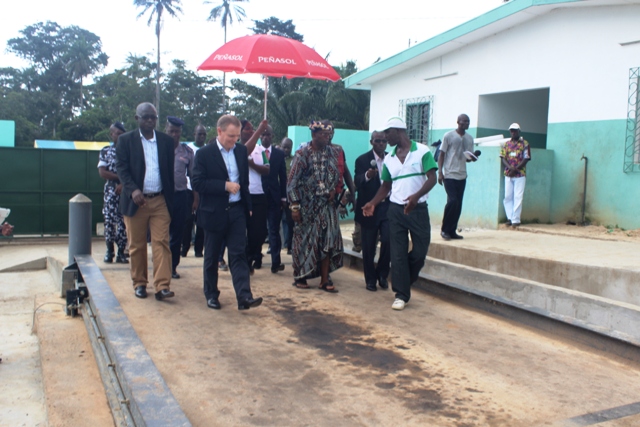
[116,102,175,301]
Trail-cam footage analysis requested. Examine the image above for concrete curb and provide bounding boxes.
[74,255,192,427]
[342,246,640,350]
[427,242,640,306]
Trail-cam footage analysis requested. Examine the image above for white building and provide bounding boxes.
[345,0,640,229]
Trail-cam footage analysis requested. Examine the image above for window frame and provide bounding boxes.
[399,96,433,145]
[623,67,640,173]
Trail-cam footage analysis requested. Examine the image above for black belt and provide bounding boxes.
[226,201,242,210]
[143,191,163,198]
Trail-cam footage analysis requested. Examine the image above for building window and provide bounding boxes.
[399,96,433,145]
[624,67,640,173]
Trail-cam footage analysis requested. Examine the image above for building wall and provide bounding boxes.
[367,4,640,228]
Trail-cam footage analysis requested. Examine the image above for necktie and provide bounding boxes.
[266,149,270,160]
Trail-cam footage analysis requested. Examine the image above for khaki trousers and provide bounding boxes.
[123,195,172,292]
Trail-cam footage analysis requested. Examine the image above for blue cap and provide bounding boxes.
[113,122,126,132]
[167,116,184,127]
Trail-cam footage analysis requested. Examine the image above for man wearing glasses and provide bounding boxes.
[116,102,176,301]
[354,131,391,292]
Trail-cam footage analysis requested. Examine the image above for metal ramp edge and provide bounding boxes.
[73,255,191,427]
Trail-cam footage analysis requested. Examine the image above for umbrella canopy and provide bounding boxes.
[198,34,341,82]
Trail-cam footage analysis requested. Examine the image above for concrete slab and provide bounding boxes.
[0,244,113,427]
[0,271,52,427]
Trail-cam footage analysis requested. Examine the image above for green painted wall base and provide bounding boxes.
[0,121,15,147]
[427,147,553,229]
[547,119,640,229]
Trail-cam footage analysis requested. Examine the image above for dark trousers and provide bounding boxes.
[282,205,294,250]
[203,204,252,302]
[360,214,391,286]
[441,178,466,235]
[169,190,188,272]
[388,202,431,303]
[182,190,204,256]
[267,198,283,268]
[246,194,268,265]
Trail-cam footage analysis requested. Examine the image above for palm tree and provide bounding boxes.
[63,28,109,112]
[134,0,183,120]
[205,0,248,112]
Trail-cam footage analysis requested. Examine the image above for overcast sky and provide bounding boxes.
[2,0,504,85]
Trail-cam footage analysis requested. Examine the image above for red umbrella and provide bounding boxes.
[198,34,341,118]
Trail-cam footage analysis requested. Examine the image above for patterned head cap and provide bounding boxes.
[309,121,333,132]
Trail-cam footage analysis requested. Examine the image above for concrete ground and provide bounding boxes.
[2,224,640,426]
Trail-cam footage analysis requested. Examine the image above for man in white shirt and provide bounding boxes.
[362,117,438,311]
[116,102,175,301]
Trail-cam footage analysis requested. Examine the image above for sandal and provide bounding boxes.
[292,279,309,289]
[319,282,339,293]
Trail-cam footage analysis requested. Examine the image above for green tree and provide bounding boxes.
[134,0,183,119]
[62,27,109,111]
[205,0,248,112]
[6,22,108,139]
[250,17,303,41]
[163,60,223,133]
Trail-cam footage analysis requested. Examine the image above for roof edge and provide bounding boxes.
[344,0,583,89]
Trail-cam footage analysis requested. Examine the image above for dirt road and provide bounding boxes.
[100,251,640,427]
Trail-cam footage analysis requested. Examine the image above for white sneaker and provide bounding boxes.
[392,298,406,310]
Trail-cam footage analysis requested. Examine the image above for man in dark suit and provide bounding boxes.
[191,115,263,311]
[354,131,391,292]
[260,125,287,273]
[116,102,175,301]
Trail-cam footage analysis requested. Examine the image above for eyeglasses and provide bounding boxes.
[373,139,387,143]
[139,114,158,121]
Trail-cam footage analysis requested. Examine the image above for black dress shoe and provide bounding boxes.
[181,251,188,257]
[286,248,292,255]
[253,259,262,269]
[172,271,180,279]
[155,289,175,301]
[194,252,203,258]
[271,264,285,273]
[238,297,263,310]
[366,283,377,292]
[440,231,452,241]
[115,252,129,263]
[450,232,464,240]
[378,276,389,290]
[207,298,221,309]
[134,286,147,299]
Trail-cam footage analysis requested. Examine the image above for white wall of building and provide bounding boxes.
[368,4,640,131]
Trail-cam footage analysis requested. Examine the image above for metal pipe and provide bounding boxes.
[68,194,92,265]
[580,155,588,226]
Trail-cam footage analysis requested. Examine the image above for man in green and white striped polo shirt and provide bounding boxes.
[362,117,438,311]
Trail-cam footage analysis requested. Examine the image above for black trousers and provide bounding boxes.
[360,212,391,286]
[182,190,204,256]
[388,202,431,303]
[441,178,466,235]
[203,204,252,302]
[246,194,268,265]
[282,204,294,250]
[169,190,188,272]
[266,197,283,268]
